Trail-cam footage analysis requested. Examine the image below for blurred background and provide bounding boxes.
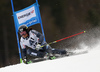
[0,0,100,67]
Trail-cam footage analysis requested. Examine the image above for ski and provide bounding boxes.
[26,50,88,64]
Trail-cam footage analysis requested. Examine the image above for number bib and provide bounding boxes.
[20,31,39,49]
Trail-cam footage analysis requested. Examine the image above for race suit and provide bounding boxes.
[20,30,52,59]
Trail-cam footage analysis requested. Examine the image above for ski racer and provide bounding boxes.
[18,25,67,63]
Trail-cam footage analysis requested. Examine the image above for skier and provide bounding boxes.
[18,25,67,63]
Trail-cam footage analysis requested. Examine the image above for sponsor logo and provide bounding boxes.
[23,19,37,25]
[20,29,23,32]
[31,52,37,56]
[18,10,34,19]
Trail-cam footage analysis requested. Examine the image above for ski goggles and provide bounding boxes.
[20,31,27,36]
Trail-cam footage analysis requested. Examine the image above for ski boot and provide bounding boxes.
[49,56,56,60]
[44,53,56,60]
[26,60,32,64]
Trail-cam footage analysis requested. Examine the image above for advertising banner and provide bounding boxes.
[13,3,41,32]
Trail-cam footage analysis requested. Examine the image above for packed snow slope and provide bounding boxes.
[0,49,100,72]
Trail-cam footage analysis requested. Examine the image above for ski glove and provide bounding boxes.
[23,58,32,64]
[22,56,27,64]
[36,44,41,51]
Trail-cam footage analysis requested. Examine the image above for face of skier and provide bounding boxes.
[20,31,28,38]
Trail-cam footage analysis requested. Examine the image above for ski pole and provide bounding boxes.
[40,31,86,48]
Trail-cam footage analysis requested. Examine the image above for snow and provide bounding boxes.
[1,36,100,72]
[0,49,100,72]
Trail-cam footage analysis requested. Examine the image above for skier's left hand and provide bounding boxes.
[36,44,41,51]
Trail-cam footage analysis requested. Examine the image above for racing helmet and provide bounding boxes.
[18,25,28,33]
